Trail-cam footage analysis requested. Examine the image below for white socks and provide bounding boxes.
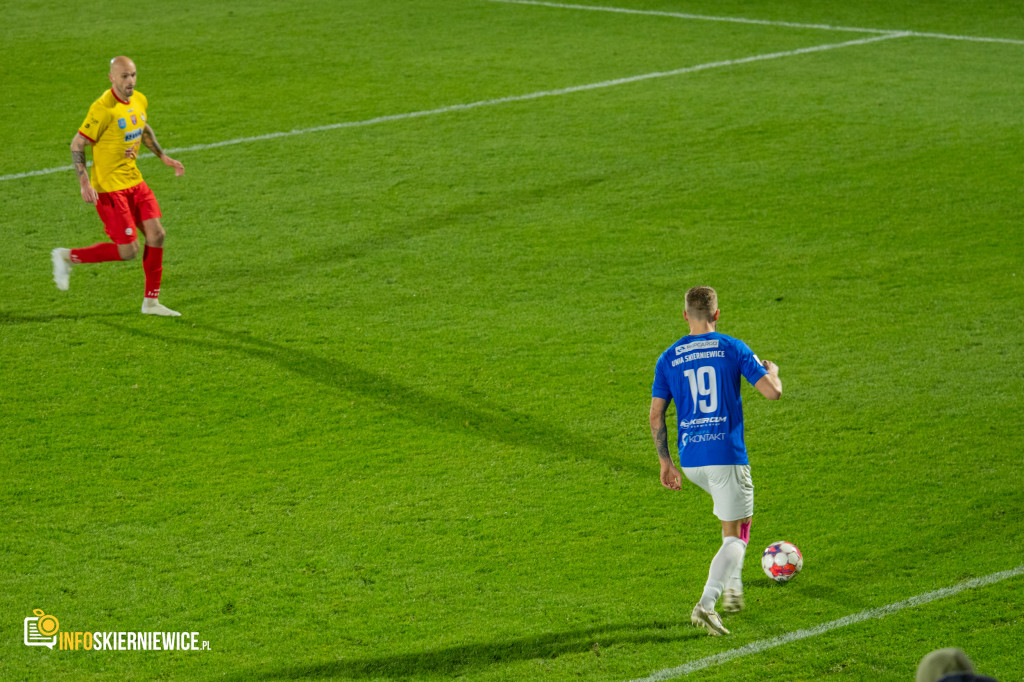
[700,536,748,610]
[726,536,747,593]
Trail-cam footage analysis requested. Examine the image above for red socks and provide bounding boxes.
[143,245,163,299]
[69,241,165,299]
[70,242,121,263]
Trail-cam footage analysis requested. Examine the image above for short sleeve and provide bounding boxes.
[738,340,769,386]
[78,100,108,143]
[652,354,672,400]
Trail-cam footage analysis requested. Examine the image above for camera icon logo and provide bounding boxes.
[24,609,59,649]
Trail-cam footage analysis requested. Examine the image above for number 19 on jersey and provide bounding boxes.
[683,366,718,413]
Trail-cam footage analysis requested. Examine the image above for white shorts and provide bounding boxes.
[682,464,754,521]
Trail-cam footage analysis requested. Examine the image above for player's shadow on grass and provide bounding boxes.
[0,310,132,324]
[96,319,639,472]
[309,175,609,266]
[204,174,610,283]
[229,620,696,680]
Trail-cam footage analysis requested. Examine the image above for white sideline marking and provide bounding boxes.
[4,3,1020,185]
[490,0,893,35]
[628,564,1024,682]
[489,0,1024,46]
[0,34,905,184]
[902,30,1024,45]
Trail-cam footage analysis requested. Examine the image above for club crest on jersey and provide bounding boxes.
[117,118,127,129]
[131,114,137,125]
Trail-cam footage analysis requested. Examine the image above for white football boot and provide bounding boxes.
[141,299,181,317]
[722,589,745,613]
[691,603,730,636]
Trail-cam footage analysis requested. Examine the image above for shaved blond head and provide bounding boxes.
[109,56,135,74]
[107,56,137,101]
[109,56,135,75]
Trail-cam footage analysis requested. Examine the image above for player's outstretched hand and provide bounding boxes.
[762,359,779,375]
[660,464,682,491]
[163,155,185,177]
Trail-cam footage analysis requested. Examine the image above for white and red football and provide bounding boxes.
[762,541,803,582]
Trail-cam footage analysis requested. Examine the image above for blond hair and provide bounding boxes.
[685,286,718,323]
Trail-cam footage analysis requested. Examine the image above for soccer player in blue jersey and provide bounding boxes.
[649,286,782,636]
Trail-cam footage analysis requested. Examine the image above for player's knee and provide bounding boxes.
[143,221,166,246]
[118,242,139,261]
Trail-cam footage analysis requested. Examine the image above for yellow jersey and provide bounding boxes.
[77,89,150,193]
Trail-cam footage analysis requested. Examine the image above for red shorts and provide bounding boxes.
[95,182,162,244]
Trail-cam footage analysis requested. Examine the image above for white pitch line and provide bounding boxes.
[488,0,1024,46]
[629,564,1024,682]
[489,0,893,35]
[0,33,906,184]
[900,30,1024,46]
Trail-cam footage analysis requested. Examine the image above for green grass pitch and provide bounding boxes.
[2,1,1022,680]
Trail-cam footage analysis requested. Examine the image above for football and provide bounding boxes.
[762,541,803,582]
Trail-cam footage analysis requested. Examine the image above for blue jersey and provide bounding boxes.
[652,332,768,467]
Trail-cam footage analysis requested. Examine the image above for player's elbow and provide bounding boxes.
[755,376,782,400]
[649,407,668,431]
[649,398,668,428]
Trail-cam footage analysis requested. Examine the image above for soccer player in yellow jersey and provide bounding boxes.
[52,56,185,316]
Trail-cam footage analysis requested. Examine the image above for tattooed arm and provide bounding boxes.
[650,397,682,491]
[142,124,185,176]
[70,133,98,204]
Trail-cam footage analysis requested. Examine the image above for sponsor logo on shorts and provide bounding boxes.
[125,228,134,236]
